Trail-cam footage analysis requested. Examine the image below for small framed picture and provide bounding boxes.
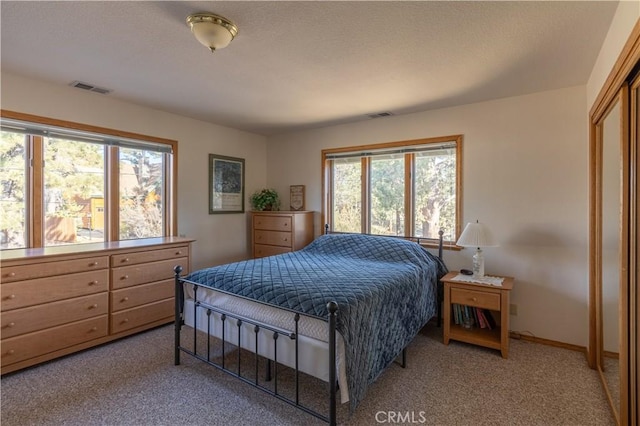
[209,154,245,214]
[290,185,305,211]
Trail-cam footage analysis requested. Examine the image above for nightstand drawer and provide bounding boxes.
[451,288,500,310]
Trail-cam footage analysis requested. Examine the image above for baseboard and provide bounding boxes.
[509,331,587,355]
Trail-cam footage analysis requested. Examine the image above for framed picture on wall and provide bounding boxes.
[290,185,305,211]
[209,154,245,214]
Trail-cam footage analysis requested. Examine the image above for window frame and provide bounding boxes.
[0,110,178,249]
[322,135,462,248]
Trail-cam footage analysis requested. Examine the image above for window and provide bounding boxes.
[0,111,177,250]
[119,148,164,240]
[323,135,461,245]
[44,137,105,246]
[0,131,27,249]
[331,158,362,233]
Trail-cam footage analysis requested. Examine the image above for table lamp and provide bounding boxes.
[456,220,497,277]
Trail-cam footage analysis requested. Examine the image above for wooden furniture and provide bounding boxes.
[1,237,193,374]
[251,211,314,258]
[442,271,514,358]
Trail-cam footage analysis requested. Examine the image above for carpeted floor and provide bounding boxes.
[1,323,614,425]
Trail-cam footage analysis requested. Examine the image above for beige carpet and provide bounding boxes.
[1,324,614,426]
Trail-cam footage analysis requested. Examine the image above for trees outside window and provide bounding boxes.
[0,112,176,250]
[119,148,164,240]
[0,131,27,249]
[324,136,461,244]
[44,138,105,246]
[331,158,361,233]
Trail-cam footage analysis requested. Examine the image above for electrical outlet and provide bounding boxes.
[510,304,518,316]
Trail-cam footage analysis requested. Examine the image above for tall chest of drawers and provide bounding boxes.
[0,237,192,374]
[251,211,314,258]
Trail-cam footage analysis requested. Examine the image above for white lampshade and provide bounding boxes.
[456,221,497,248]
[456,221,497,278]
[187,13,239,52]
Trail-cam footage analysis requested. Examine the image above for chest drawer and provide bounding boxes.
[253,216,292,232]
[254,230,293,248]
[111,257,188,290]
[1,256,108,283]
[111,245,189,267]
[1,293,108,339]
[451,287,500,311]
[1,315,108,367]
[1,270,109,311]
[254,244,292,258]
[111,279,173,312]
[110,298,174,334]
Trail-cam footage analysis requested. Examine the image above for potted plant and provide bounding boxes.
[250,188,280,211]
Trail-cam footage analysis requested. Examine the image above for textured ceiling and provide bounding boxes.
[0,1,618,136]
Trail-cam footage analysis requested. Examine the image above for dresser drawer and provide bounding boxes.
[110,298,173,334]
[1,256,108,283]
[111,257,188,290]
[254,244,292,258]
[1,293,108,339]
[253,215,292,232]
[1,315,108,367]
[111,279,173,312]
[451,287,500,311]
[1,270,109,312]
[111,245,190,267]
[254,230,293,248]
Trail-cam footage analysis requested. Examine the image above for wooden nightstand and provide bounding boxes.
[442,271,514,358]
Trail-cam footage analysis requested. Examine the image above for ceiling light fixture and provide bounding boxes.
[186,12,238,53]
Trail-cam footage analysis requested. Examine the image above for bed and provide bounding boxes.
[174,231,447,425]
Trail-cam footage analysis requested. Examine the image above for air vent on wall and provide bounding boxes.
[69,81,112,95]
[367,112,393,119]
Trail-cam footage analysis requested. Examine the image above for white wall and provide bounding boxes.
[0,72,267,270]
[587,2,640,108]
[266,86,591,347]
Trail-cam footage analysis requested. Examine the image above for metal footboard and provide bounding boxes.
[173,266,338,426]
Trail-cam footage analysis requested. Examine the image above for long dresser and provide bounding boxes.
[251,211,314,258]
[0,237,193,374]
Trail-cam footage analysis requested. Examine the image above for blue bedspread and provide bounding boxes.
[185,233,447,410]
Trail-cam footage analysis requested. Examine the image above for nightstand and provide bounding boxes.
[441,271,514,358]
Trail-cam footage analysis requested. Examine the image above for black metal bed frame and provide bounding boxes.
[173,228,444,426]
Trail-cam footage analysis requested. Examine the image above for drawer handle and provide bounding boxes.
[90,327,98,332]
[121,275,129,280]
[89,262,99,267]
[7,272,16,278]
[122,297,129,302]
[176,251,182,255]
[89,280,99,286]
[7,349,15,355]
[6,322,15,328]
[283,238,288,241]
[7,294,16,300]
[284,223,288,227]
[470,297,478,302]
[122,258,130,263]
[90,304,98,309]
[122,318,129,323]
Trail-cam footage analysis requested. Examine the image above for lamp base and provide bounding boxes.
[472,247,485,277]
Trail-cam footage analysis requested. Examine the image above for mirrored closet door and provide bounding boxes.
[589,21,639,426]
